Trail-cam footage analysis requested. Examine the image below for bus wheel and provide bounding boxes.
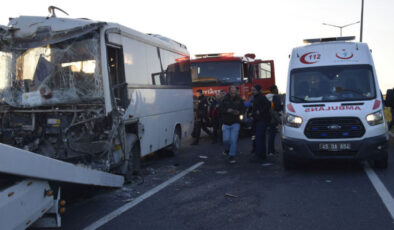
[122,134,141,183]
[170,127,181,155]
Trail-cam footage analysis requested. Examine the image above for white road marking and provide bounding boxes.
[363,162,394,220]
[83,161,205,230]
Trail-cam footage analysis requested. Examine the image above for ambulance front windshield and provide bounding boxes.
[290,64,376,103]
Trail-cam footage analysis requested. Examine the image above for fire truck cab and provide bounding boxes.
[191,53,275,99]
[191,53,275,129]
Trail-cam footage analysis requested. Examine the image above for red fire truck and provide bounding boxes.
[191,53,276,131]
[191,53,275,100]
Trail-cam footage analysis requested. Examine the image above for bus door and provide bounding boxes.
[107,45,129,110]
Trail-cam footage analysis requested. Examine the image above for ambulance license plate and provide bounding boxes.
[319,143,351,151]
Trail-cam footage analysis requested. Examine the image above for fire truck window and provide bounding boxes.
[258,62,272,79]
[247,64,254,82]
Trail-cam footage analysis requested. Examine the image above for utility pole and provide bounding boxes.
[322,21,360,37]
[360,0,364,42]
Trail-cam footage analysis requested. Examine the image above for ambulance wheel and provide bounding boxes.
[283,153,297,170]
[374,153,388,169]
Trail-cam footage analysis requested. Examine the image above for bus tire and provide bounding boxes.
[122,134,141,183]
[170,126,181,155]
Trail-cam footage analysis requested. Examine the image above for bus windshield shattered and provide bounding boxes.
[0,32,103,107]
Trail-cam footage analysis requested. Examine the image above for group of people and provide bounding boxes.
[191,84,282,164]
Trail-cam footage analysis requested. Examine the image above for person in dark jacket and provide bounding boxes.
[386,88,394,133]
[220,86,245,163]
[250,84,271,162]
[191,89,212,145]
[266,85,283,155]
[210,91,225,144]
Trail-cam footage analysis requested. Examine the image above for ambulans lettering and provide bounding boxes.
[336,49,354,60]
[300,52,321,64]
[304,106,361,112]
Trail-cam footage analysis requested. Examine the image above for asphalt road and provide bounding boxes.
[54,134,394,230]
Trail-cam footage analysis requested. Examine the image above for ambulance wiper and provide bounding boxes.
[290,96,307,102]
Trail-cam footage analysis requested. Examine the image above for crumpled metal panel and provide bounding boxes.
[2,16,105,49]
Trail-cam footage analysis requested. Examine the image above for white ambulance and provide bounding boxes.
[282,36,389,169]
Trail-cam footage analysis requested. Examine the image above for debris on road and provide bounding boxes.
[116,192,132,199]
[146,168,156,175]
[216,170,228,175]
[225,193,239,198]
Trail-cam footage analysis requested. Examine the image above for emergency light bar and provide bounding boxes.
[303,36,356,44]
[195,53,234,58]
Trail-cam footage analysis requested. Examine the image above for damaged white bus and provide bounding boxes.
[0,11,193,180]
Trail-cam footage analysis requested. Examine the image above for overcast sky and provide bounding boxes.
[1,0,393,94]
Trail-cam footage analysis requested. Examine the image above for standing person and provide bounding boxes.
[266,85,283,155]
[221,86,245,163]
[244,96,255,153]
[250,84,271,162]
[191,89,212,145]
[386,88,394,133]
[210,91,224,144]
[389,107,394,133]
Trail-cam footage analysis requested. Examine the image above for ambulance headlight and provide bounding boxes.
[285,113,303,128]
[239,114,244,121]
[366,110,383,126]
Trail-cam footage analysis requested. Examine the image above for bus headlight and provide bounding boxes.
[366,110,383,126]
[239,114,244,121]
[285,113,303,128]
